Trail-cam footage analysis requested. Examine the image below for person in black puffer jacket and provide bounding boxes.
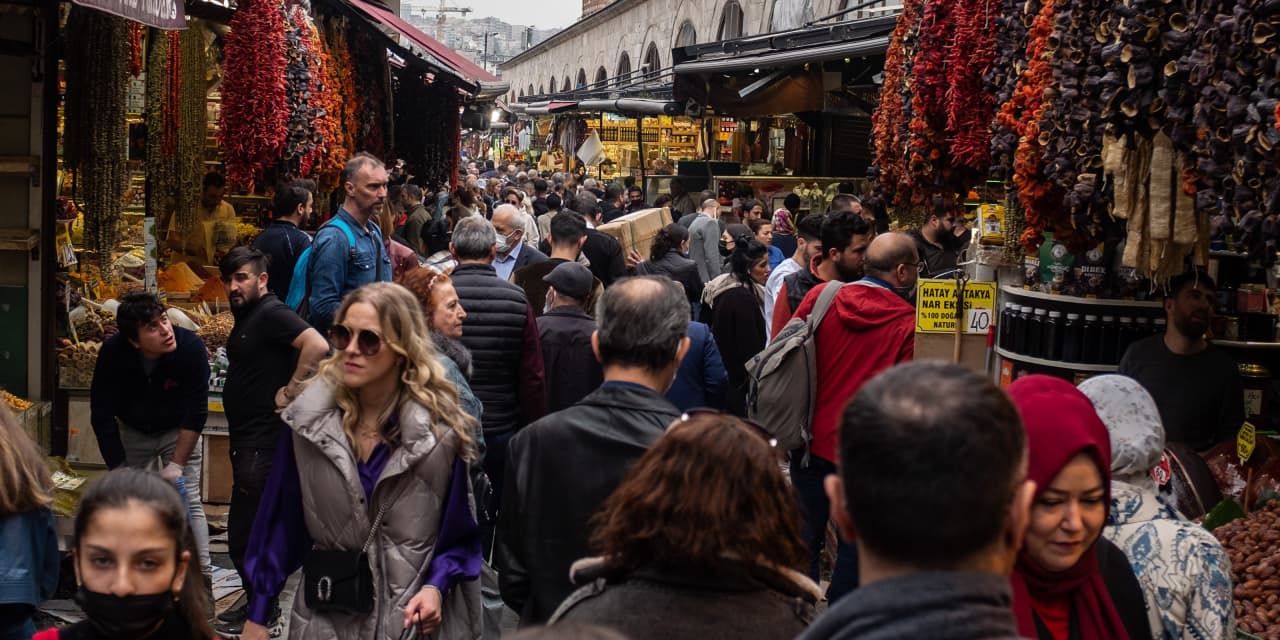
[447,216,547,506]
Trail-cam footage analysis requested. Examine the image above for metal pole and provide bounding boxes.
[637,115,647,197]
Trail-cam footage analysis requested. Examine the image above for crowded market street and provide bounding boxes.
[1,0,1279,638]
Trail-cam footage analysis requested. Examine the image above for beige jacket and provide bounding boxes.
[281,380,482,639]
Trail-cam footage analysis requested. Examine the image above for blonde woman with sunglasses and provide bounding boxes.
[242,282,482,640]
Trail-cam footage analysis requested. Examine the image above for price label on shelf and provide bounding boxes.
[1238,421,1256,463]
[915,279,997,334]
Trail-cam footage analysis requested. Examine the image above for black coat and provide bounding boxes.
[451,263,546,436]
[583,229,627,287]
[701,284,767,417]
[537,305,604,413]
[634,251,703,308]
[498,383,681,624]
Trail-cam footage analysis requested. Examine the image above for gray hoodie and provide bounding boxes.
[798,571,1027,640]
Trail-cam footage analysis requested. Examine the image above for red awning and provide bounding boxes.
[345,0,498,86]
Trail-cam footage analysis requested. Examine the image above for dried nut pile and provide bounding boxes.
[57,341,101,388]
[1214,500,1280,638]
[197,312,234,352]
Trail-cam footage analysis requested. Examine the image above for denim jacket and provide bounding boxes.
[307,208,391,334]
[0,508,59,608]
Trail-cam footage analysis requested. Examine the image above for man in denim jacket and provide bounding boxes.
[308,152,392,335]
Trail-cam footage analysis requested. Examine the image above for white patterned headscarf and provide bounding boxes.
[1078,375,1166,487]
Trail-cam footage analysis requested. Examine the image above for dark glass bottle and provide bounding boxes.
[1098,315,1119,364]
[1062,313,1083,362]
[1000,302,1018,351]
[1013,305,1033,354]
[1116,316,1135,359]
[1081,314,1101,363]
[1042,310,1063,360]
[1026,308,1046,358]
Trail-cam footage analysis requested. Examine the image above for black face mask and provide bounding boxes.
[75,584,176,638]
[718,241,732,257]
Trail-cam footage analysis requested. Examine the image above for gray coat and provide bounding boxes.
[281,380,483,639]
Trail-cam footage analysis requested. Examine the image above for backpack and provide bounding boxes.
[284,217,358,312]
[745,282,845,457]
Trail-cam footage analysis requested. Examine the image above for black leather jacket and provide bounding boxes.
[497,383,681,623]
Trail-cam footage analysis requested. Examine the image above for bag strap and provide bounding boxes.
[807,282,845,331]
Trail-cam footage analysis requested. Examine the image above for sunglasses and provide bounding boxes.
[678,408,777,448]
[329,324,387,356]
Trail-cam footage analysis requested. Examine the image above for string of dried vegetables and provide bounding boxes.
[175,25,207,235]
[64,10,130,266]
[905,0,954,204]
[944,0,1000,172]
[322,17,359,174]
[282,7,323,179]
[219,0,288,191]
[145,30,175,227]
[350,25,390,158]
[869,0,922,207]
[128,22,145,77]
[312,20,346,191]
[985,0,1034,184]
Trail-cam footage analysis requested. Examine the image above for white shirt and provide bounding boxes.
[764,257,803,341]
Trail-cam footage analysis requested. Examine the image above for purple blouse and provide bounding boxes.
[243,427,480,625]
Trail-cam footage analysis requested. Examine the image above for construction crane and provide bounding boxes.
[417,0,472,41]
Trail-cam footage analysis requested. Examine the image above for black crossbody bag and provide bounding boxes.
[303,486,400,614]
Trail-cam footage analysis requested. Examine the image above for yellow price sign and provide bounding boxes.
[915,279,997,334]
[1238,421,1256,463]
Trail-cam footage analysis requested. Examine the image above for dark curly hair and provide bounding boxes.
[589,412,807,573]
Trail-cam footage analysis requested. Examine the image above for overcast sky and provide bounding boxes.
[407,0,583,30]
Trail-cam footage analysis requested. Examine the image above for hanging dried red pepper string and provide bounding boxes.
[219,0,288,191]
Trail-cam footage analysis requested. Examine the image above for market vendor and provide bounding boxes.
[907,207,968,278]
[1119,270,1244,451]
[166,172,237,265]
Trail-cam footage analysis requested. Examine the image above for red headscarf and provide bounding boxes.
[1005,375,1129,640]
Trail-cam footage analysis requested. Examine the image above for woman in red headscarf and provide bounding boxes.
[1005,375,1152,640]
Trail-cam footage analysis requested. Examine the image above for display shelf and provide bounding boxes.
[0,228,38,251]
[995,346,1120,372]
[0,155,38,181]
[1212,339,1280,349]
[1001,285,1163,309]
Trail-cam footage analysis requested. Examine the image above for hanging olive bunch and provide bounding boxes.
[64,10,130,266]
[177,24,208,235]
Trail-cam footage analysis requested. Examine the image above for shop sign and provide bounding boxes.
[915,279,997,334]
[72,0,186,31]
[1238,421,1256,463]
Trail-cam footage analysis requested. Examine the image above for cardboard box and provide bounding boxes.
[597,207,672,256]
[202,430,232,504]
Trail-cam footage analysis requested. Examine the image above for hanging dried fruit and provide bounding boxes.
[869,0,923,207]
[64,10,130,266]
[219,0,288,191]
[945,0,1000,172]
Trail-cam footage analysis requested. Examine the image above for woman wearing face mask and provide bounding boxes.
[1005,375,1153,640]
[748,217,785,271]
[1,406,59,640]
[699,237,770,417]
[1078,375,1235,640]
[32,468,213,640]
[241,282,482,640]
[632,224,702,313]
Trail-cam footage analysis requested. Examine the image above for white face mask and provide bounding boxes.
[495,230,517,255]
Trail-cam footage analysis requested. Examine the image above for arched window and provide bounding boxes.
[718,1,745,40]
[675,20,697,47]
[538,84,545,94]
[643,42,661,76]
[528,84,535,96]
[616,52,632,85]
[562,76,572,92]
[549,76,556,92]
[594,66,607,85]
[576,68,587,88]
[770,0,813,31]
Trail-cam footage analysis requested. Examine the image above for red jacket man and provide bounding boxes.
[789,232,919,599]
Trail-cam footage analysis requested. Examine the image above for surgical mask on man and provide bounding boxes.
[496,230,518,255]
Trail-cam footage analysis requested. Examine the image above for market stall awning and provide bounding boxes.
[674,36,890,75]
[521,101,579,115]
[343,0,504,92]
[71,0,186,29]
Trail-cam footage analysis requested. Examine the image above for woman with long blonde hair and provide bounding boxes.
[0,405,59,640]
[242,282,482,640]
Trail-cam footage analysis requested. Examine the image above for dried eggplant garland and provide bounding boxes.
[870,0,923,207]
[64,10,130,266]
[282,7,322,179]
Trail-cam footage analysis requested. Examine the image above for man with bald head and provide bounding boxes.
[788,231,920,604]
[492,203,548,281]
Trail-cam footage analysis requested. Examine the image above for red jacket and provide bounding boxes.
[792,280,915,464]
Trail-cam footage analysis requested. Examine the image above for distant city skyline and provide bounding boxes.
[402,0,583,30]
